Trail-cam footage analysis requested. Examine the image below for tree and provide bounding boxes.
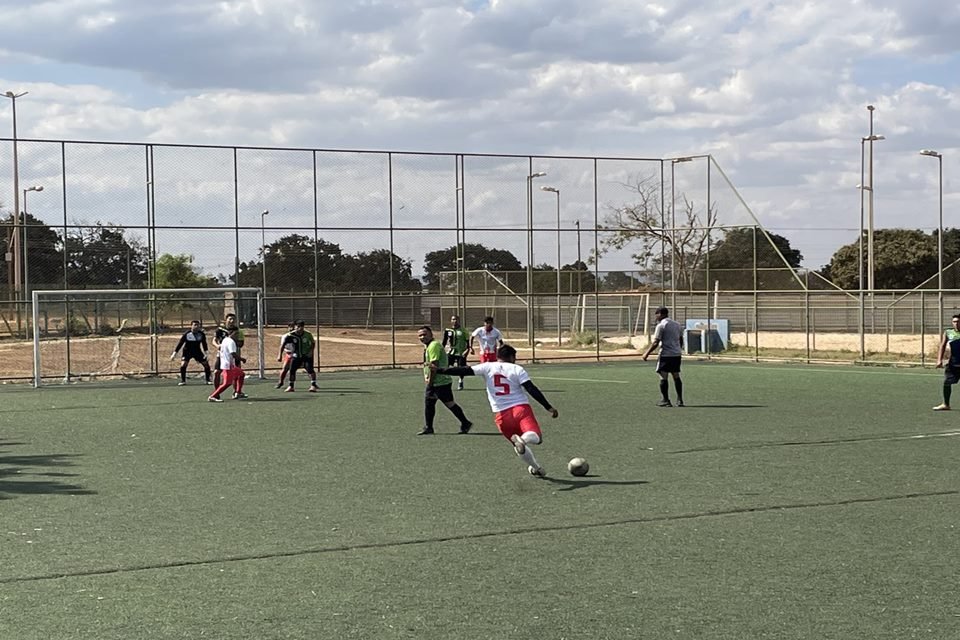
[237,235,347,292]
[422,243,523,291]
[0,211,65,293]
[65,223,148,288]
[598,174,718,290]
[708,227,803,290]
[342,249,421,292]
[825,229,937,290]
[155,254,216,289]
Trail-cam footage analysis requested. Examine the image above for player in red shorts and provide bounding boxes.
[208,326,246,402]
[470,316,503,364]
[435,343,558,477]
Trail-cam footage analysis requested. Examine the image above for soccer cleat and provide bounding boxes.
[528,465,546,478]
[676,400,685,407]
[417,427,435,436]
[233,392,248,400]
[308,384,318,393]
[284,386,295,393]
[207,396,223,403]
[933,403,951,411]
[457,380,464,390]
[511,434,526,455]
[657,399,673,407]
[459,421,473,435]
[275,382,284,389]
[177,381,186,386]
[205,380,213,385]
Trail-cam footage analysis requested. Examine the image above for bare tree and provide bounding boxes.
[598,175,718,290]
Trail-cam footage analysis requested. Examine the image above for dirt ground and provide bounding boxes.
[0,328,942,383]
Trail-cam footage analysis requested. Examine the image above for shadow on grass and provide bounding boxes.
[542,475,650,492]
[0,442,96,500]
[672,404,766,409]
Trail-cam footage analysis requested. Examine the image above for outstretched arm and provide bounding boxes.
[521,380,558,418]
[170,333,187,359]
[435,366,475,377]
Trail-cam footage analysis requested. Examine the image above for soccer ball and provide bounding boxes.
[567,457,589,477]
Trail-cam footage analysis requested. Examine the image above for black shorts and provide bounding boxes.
[297,356,316,374]
[425,384,454,404]
[181,352,207,364]
[447,354,466,367]
[945,365,960,385]
[656,356,682,374]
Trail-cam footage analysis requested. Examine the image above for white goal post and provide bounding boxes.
[573,292,651,340]
[31,287,264,388]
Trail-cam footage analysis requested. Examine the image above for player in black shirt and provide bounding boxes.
[170,320,211,385]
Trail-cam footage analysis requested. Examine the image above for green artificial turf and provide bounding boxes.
[1,362,957,639]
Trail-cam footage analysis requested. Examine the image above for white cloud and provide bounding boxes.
[0,0,958,272]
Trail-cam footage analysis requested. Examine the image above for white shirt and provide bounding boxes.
[472,361,531,412]
[471,326,503,354]
[219,336,238,370]
[654,318,684,357]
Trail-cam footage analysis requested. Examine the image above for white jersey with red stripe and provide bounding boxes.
[471,326,502,355]
[471,361,531,412]
[219,336,238,370]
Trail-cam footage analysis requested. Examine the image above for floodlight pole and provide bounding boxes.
[669,157,693,310]
[541,186,561,345]
[260,209,268,324]
[920,149,944,325]
[22,185,43,302]
[526,169,546,346]
[4,90,27,325]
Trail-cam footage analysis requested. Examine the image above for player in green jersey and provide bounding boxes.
[934,313,960,410]
[417,325,472,436]
[442,314,470,390]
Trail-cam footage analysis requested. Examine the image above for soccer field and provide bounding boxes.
[1,362,958,639]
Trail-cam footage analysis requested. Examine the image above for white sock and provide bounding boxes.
[517,432,541,468]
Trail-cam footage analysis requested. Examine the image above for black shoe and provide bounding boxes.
[459,421,473,434]
[676,400,685,407]
[657,399,673,407]
[417,427,435,436]
[275,382,284,389]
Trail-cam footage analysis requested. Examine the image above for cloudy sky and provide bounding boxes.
[1,0,958,276]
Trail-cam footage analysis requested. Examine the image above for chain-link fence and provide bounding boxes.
[0,139,954,380]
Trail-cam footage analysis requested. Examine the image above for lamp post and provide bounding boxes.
[22,185,42,300]
[4,90,27,307]
[526,171,546,346]
[260,209,269,324]
[865,106,884,293]
[920,149,944,324]
[540,186,561,345]
[670,157,693,309]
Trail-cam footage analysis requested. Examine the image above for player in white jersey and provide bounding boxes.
[470,316,504,363]
[208,326,247,402]
[642,306,685,407]
[436,343,558,477]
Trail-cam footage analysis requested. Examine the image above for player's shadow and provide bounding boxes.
[0,446,97,500]
[543,476,650,492]
[435,432,502,437]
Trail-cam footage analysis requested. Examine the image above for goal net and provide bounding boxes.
[573,292,651,339]
[31,287,264,387]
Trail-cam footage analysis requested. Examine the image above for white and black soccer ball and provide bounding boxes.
[567,457,589,477]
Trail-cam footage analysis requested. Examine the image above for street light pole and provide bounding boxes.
[526,171,546,346]
[22,185,42,300]
[920,149,944,325]
[541,186,561,345]
[4,90,27,306]
[260,209,269,324]
[866,106,884,293]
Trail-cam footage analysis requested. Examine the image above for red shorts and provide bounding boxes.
[480,351,498,363]
[493,404,541,442]
[223,367,244,384]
